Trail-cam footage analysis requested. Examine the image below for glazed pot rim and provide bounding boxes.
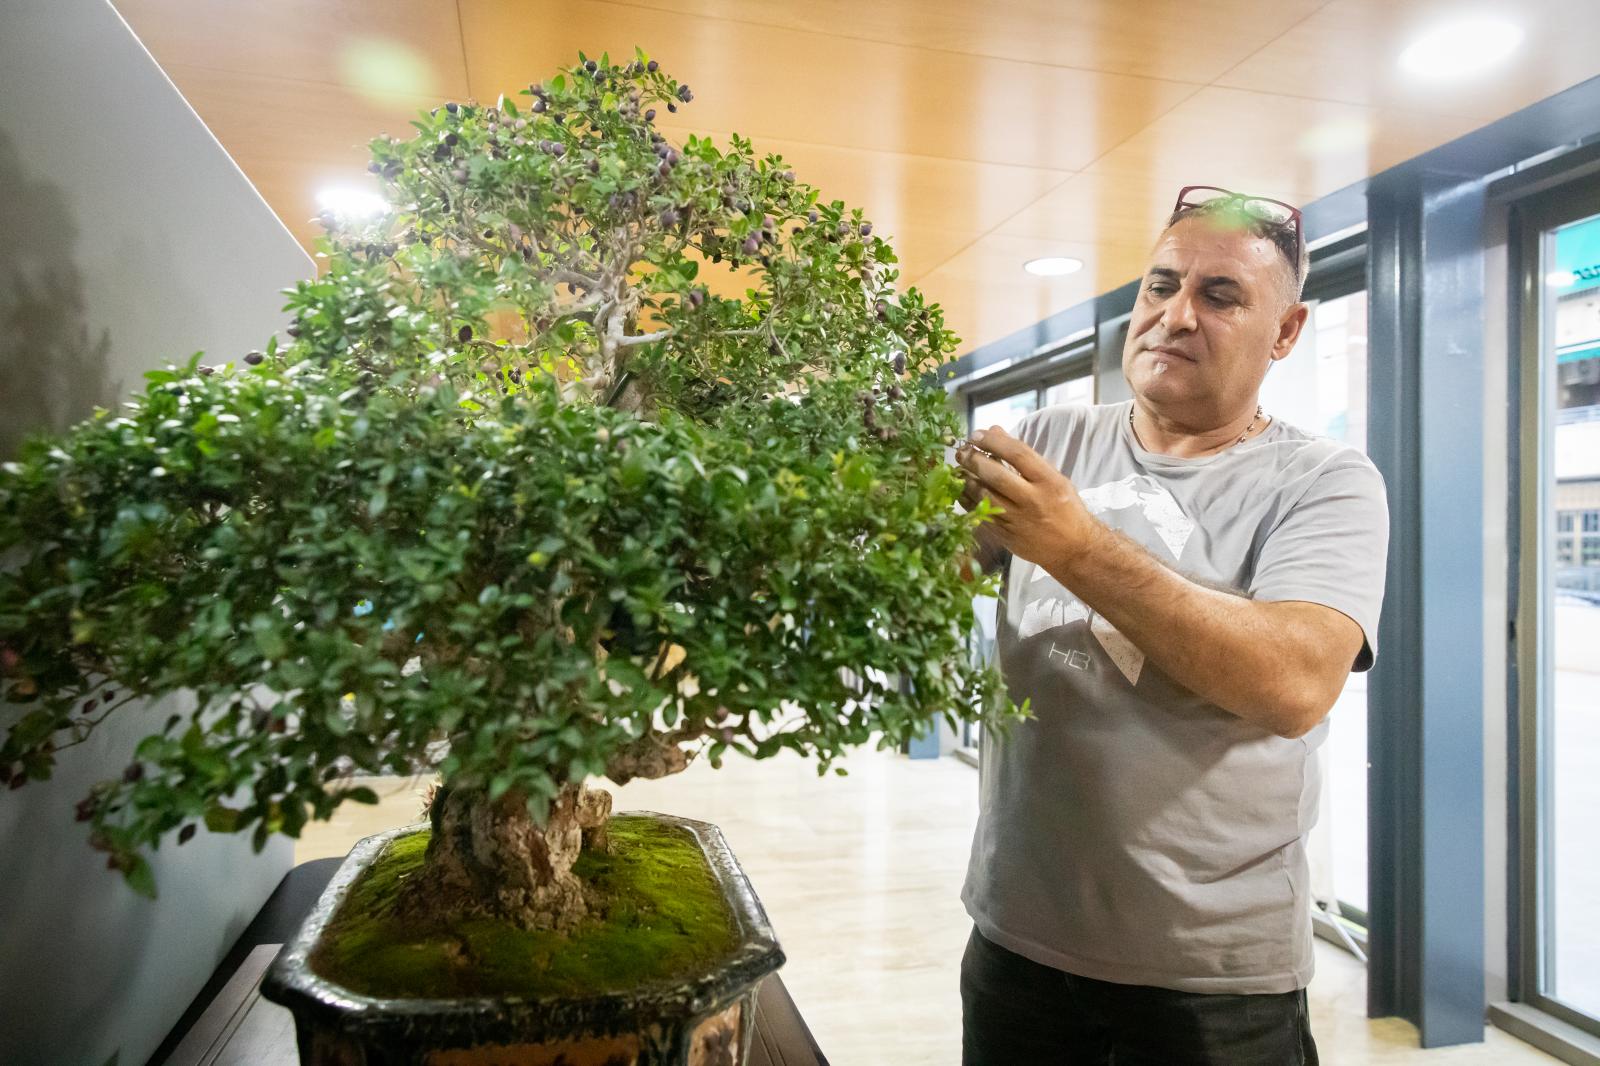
[260,809,785,1041]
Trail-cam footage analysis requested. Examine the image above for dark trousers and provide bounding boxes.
[961,926,1319,1066]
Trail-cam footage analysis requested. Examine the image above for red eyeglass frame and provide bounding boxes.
[1172,185,1304,259]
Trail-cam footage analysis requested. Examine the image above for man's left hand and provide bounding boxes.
[955,427,1097,574]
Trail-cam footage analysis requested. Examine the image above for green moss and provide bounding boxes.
[310,816,741,999]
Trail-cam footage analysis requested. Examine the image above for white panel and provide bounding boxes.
[0,2,310,1063]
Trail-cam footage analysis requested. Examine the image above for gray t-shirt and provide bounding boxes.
[961,399,1390,995]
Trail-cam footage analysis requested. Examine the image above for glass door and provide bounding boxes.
[1519,205,1600,1034]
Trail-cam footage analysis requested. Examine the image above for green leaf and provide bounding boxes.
[124,855,157,899]
[204,805,242,833]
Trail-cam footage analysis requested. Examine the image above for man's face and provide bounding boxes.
[1121,216,1307,420]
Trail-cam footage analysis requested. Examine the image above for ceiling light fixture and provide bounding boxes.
[1398,16,1523,81]
[316,187,389,220]
[1024,256,1084,277]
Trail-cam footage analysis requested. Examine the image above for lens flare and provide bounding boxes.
[316,187,389,220]
[338,39,440,105]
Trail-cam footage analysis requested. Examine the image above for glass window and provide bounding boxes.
[1259,290,1368,453]
[1044,373,1094,409]
[1537,210,1600,1027]
[971,391,1038,437]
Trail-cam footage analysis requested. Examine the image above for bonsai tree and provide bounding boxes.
[0,50,1014,934]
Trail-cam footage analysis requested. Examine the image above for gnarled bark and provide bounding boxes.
[402,781,612,932]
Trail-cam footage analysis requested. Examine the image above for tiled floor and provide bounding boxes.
[296,747,1562,1066]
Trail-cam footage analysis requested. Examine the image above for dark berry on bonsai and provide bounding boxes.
[742,235,760,255]
[178,824,197,845]
[645,108,656,121]
[647,59,659,72]
[122,762,144,783]
[445,101,459,114]
[458,325,473,343]
[584,59,598,72]
[677,84,693,103]
[244,350,264,365]
[807,209,819,223]
[666,102,676,112]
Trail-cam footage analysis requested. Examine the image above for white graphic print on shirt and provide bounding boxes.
[1016,474,1196,686]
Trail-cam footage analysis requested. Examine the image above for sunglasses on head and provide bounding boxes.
[1172,185,1303,255]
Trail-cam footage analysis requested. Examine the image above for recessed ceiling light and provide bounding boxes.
[1024,256,1084,277]
[316,187,389,220]
[1399,16,1523,81]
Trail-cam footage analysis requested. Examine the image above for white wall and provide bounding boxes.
[0,2,311,1062]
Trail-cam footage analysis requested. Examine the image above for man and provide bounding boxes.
[954,186,1389,1065]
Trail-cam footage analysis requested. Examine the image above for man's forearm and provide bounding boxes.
[1046,520,1323,736]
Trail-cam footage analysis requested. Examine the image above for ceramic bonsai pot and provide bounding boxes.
[261,811,784,1066]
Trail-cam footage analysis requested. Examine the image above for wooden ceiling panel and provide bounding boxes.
[1084,87,1483,202]
[996,170,1180,250]
[112,0,470,101]
[457,0,1198,172]
[599,0,1325,85]
[917,236,1151,354]
[1215,0,1600,123]
[107,1,1600,355]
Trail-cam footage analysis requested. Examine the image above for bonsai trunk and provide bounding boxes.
[403,781,613,933]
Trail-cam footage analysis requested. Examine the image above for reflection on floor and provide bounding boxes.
[296,746,1561,1066]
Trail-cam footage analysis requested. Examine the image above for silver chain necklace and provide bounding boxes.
[1129,403,1265,450]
